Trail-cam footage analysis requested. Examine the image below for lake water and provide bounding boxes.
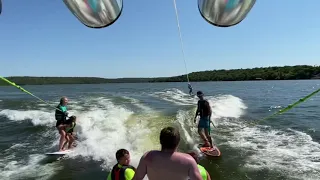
[0,80,319,180]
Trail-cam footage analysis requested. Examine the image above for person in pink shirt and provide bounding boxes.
[133,126,203,180]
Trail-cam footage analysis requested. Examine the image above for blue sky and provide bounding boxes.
[0,0,319,78]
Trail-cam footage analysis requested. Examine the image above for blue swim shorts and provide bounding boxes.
[198,116,210,129]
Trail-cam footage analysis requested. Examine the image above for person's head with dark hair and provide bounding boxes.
[69,115,76,122]
[196,91,204,100]
[160,126,180,151]
[115,149,131,166]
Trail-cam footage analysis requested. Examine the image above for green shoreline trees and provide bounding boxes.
[1,65,319,86]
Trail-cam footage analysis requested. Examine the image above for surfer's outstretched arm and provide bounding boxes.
[132,152,148,180]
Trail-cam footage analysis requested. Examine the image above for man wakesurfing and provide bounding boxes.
[194,91,213,148]
[188,83,193,95]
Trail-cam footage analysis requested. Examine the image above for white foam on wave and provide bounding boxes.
[0,109,54,126]
[0,153,61,180]
[37,100,81,113]
[157,88,247,141]
[0,97,152,180]
[269,105,282,110]
[160,88,320,179]
[176,110,203,156]
[207,94,247,126]
[64,97,153,175]
[121,96,154,112]
[227,127,320,180]
[0,109,67,180]
[4,143,30,152]
[0,105,78,127]
[151,89,247,123]
[176,110,196,145]
[151,88,197,105]
[69,99,133,162]
[207,94,320,179]
[38,102,58,107]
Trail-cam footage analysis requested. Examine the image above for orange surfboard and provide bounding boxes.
[198,144,221,157]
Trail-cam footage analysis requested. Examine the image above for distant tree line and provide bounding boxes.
[150,65,320,82]
[0,65,319,86]
[0,76,151,86]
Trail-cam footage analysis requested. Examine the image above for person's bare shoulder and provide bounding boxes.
[140,151,151,160]
[143,150,160,157]
[141,150,160,162]
[176,152,192,157]
[175,152,195,162]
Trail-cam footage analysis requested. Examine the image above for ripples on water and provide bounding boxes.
[0,80,319,180]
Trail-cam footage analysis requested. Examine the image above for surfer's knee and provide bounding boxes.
[68,135,75,142]
[69,134,75,141]
[204,129,210,136]
[198,128,203,134]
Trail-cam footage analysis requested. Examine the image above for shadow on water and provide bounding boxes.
[39,155,65,164]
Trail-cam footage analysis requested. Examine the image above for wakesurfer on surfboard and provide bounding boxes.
[194,91,213,148]
[63,115,77,150]
[55,96,71,152]
[188,83,193,95]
